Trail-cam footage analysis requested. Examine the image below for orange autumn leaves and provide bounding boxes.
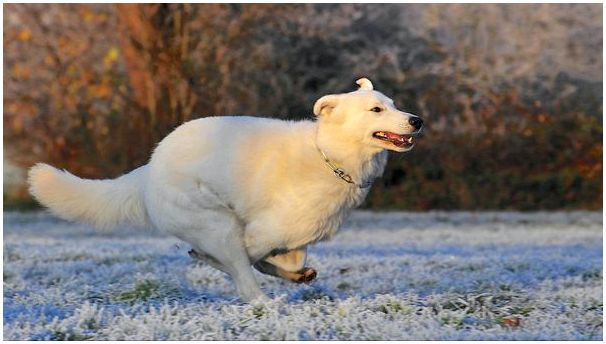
[3,4,602,209]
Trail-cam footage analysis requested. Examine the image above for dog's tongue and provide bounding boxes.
[384,132,409,146]
[384,132,404,141]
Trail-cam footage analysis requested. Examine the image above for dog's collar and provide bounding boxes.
[315,146,373,189]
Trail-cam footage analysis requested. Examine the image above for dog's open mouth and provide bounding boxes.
[373,131,415,148]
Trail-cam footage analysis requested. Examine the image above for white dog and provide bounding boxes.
[28,78,423,302]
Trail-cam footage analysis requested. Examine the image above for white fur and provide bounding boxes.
[28,164,148,229]
[28,78,421,302]
[356,77,373,90]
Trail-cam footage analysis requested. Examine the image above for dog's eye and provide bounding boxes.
[370,107,383,113]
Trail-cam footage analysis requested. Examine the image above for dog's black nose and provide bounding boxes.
[408,116,424,130]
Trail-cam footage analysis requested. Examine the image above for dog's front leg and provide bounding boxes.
[254,248,317,283]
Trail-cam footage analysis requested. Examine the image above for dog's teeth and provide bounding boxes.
[407,137,414,144]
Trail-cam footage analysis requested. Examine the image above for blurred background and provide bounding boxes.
[3,3,602,210]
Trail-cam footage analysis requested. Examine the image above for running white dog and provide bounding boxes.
[28,78,423,302]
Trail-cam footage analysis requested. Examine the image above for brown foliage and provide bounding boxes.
[5,4,130,177]
[3,4,602,209]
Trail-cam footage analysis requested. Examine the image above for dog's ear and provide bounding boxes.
[313,95,339,117]
[356,78,373,91]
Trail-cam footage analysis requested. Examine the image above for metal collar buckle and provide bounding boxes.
[316,146,372,189]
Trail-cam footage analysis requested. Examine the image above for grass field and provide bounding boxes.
[3,211,602,340]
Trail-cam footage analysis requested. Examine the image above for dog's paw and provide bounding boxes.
[296,267,317,283]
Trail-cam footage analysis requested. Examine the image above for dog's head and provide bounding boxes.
[314,78,423,153]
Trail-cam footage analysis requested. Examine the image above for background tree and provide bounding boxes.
[4,4,602,209]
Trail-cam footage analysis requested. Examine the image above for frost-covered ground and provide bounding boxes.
[3,211,603,340]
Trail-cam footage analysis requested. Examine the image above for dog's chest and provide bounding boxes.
[282,152,387,248]
[309,185,368,240]
[275,187,366,250]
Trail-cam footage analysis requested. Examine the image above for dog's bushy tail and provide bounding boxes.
[28,163,148,229]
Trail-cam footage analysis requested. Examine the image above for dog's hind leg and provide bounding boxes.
[184,211,268,303]
[188,249,228,273]
[254,248,317,283]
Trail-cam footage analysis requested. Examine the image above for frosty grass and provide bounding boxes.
[3,211,602,340]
